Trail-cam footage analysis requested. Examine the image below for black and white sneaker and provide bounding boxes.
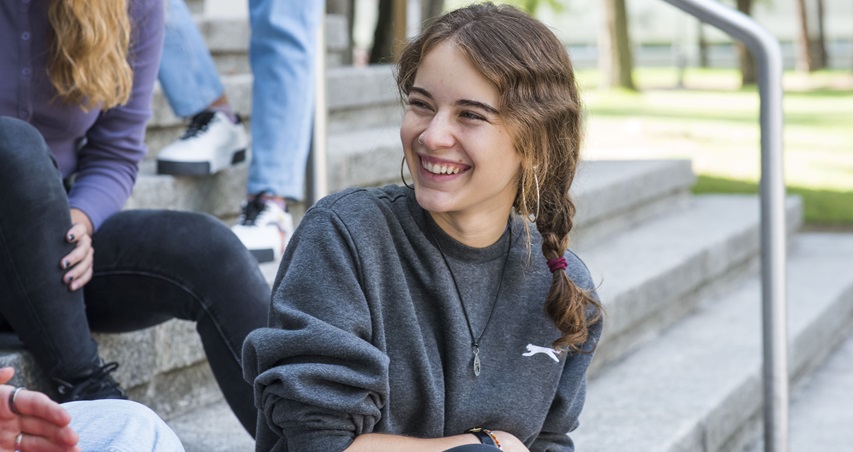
[157,110,248,176]
[231,193,294,263]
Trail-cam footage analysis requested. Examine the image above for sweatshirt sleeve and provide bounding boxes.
[66,0,163,231]
[242,206,390,452]
[531,251,604,452]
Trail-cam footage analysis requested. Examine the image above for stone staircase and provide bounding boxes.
[3,7,852,452]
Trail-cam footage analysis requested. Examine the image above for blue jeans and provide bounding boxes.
[159,0,324,201]
[66,399,185,451]
[158,0,224,118]
[0,117,269,435]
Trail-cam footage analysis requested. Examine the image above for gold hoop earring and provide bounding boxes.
[401,156,414,190]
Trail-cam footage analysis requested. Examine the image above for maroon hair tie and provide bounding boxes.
[547,257,568,273]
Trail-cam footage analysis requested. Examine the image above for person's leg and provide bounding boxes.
[0,117,110,389]
[156,0,248,177]
[83,210,269,435]
[64,399,185,451]
[159,0,224,118]
[246,0,324,200]
[232,0,323,262]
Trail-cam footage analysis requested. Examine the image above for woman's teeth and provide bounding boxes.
[423,161,461,175]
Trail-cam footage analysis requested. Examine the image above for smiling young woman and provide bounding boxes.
[243,3,604,451]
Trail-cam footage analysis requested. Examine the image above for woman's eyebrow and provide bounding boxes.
[456,99,499,115]
[409,86,433,99]
[409,85,499,115]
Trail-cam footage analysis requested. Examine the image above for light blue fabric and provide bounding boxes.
[158,0,323,201]
[247,0,323,201]
[158,0,224,118]
[64,399,185,452]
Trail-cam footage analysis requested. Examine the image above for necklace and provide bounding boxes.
[427,219,512,377]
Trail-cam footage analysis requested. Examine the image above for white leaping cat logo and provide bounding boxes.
[522,344,560,362]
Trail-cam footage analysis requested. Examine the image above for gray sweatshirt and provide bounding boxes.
[243,185,603,452]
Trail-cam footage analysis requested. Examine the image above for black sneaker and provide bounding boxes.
[53,361,127,402]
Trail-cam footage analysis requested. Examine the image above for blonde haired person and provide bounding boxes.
[243,3,604,451]
[0,0,268,436]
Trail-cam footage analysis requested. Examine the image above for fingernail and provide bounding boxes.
[70,283,77,291]
[66,275,73,283]
[63,260,70,269]
[67,233,75,241]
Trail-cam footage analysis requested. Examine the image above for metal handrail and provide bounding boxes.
[309,13,329,205]
[662,1,788,451]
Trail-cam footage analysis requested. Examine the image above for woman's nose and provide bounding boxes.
[419,115,455,150]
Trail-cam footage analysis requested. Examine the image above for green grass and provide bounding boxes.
[578,67,853,228]
[694,175,853,226]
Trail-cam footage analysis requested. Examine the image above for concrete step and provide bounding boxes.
[198,14,350,75]
[0,319,222,420]
[571,159,695,247]
[750,324,853,452]
[168,399,254,452]
[124,156,697,245]
[125,160,247,221]
[575,194,803,375]
[573,232,853,452]
[146,64,398,153]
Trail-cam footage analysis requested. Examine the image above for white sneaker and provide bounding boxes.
[231,193,294,263]
[157,110,248,176]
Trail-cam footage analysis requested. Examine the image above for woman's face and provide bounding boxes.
[401,41,521,225]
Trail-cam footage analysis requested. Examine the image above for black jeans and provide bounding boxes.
[0,117,269,434]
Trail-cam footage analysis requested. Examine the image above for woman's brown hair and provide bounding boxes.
[396,2,603,352]
[48,0,133,111]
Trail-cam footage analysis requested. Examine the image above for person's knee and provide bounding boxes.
[175,211,248,257]
[138,210,250,266]
[0,116,53,173]
[64,399,185,451]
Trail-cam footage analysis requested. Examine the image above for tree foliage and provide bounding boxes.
[498,0,566,14]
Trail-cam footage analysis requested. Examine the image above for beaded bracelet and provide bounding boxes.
[465,427,502,449]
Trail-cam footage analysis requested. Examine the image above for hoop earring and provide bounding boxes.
[521,168,541,222]
[401,156,414,190]
[533,171,541,220]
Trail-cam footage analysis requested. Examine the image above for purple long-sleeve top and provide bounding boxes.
[0,0,164,231]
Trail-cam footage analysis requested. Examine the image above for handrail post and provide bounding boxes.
[659,1,787,451]
[308,11,328,206]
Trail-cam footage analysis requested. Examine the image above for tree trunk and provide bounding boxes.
[369,0,395,64]
[735,0,756,86]
[697,21,709,68]
[369,0,444,64]
[422,0,445,27]
[794,0,815,72]
[814,0,828,69]
[599,0,636,90]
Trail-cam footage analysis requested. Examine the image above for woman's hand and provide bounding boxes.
[0,368,79,452]
[61,209,94,292]
[491,431,530,452]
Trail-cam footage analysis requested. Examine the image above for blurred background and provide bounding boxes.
[333,0,853,231]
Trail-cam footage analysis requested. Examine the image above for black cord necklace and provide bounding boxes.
[427,218,512,377]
